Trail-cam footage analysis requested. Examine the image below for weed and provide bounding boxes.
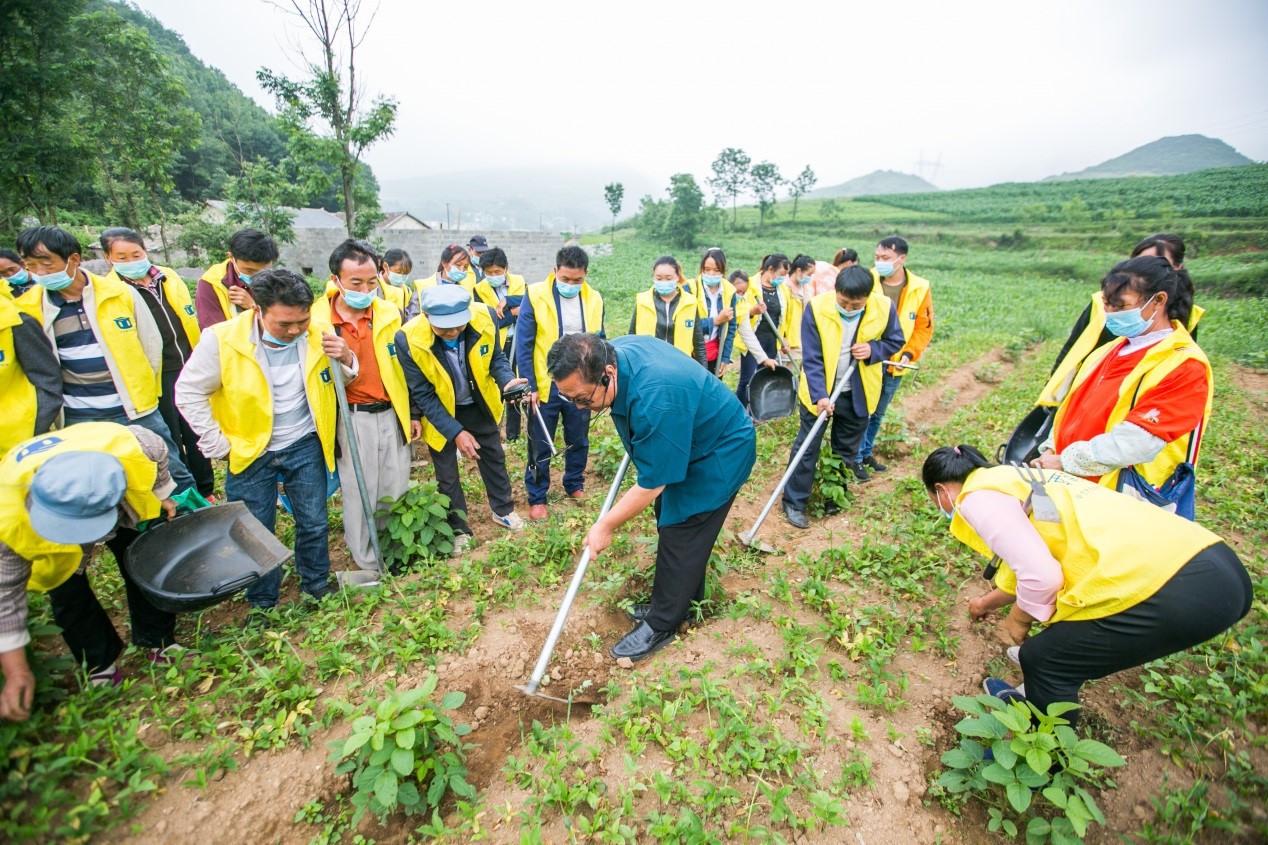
[377,480,458,571]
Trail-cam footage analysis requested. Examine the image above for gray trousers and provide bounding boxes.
[336,408,412,571]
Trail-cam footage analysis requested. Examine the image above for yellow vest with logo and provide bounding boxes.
[1052,323,1212,491]
[871,268,930,376]
[107,265,201,350]
[525,276,605,392]
[415,271,497,308]
[200,260,239,324]
[401,307,503,451]
[951,465,1219,623]
[0,422,160,592]
[474,273,528,348]
[1038,292,1206,407]
[209,311,340,473]
[0,297,37,455]
[381,279,410,313]
[633,287,700,357]
[798,291,890,414]
[732,287,756,355]
[751,276,793,345]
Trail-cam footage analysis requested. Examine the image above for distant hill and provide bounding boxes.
[1045,134,1253,181]
[810,170,939,198]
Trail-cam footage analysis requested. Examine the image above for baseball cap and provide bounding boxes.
[421,285,473,329]
[28,452,127,544]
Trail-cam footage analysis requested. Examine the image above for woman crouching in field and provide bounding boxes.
[923,444,1250,724]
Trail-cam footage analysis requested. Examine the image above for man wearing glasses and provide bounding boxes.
[546,332,755,662]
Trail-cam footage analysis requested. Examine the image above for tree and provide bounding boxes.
[662,173,705,250]
[636,194,668,238]
[708,148,751,227]
[820,198,843,224]
[259,0,397,237]
[789,165,817,221]
[221,158,302,244]
[604,182,624,236]
[748,162,784,228]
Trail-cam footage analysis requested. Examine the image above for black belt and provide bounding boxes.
[349,401,392,413]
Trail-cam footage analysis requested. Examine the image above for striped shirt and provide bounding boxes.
[49,291,124,418]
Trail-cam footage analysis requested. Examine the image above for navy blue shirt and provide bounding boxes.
[610,335,756,526]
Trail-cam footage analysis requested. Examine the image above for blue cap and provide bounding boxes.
[28,452,127,544]
[421,285,472,329]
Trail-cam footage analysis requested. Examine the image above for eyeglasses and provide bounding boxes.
[561,380,604,408]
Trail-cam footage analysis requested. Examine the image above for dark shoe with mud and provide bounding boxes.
[610,621,676,661]
[625,603,652,622]
[862,455,888,473]
[782,504,810,530]
[850,461,871,482]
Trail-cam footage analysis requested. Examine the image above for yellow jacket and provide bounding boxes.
[197,259,240,325]
[0,296,37,455]
[632,287,700,357]
[951,465,1220,623]
[0,422,161,592]
[414,271,499,310]
[688,276,740,361]
[797,291,891,414]
[522,275,605,392]
[1051,323,1212,490]
[750,276,793,345]
[475,272,527,348]
[732,287,757,356]
[105,265,202,352]
[871,268,933,376]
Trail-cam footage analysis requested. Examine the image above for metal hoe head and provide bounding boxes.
[738,530,776,554]
[514,683,601,706]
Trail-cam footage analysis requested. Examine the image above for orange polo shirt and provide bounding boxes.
[330,297,390,405]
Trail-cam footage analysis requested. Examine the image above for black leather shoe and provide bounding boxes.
[850,461,871,482]
[610,621,676,661]
[783,504,810,529]
[863,455,888,473]
[624,603,651,622]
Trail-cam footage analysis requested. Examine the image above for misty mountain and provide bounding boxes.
[378,167,659,231]
[1044,134,1253,181]
[810,170,939,199]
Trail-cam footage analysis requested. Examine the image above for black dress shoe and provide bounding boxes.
[850,461,871,482]
[862,455,888,473]
[624,603,651,622]
[782,503,810,529]
[610,621,676,661]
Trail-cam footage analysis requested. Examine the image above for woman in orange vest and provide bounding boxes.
[1032,257,1212,508]
[923,444,1250,722]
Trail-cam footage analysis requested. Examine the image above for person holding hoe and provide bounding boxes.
[549,332,755,662]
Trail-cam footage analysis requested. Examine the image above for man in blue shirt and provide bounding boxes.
[547,333,756,661]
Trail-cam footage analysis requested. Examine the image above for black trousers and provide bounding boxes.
[646,495,737,632]
[781,397,868,512]
[503,333,522,440]
[1019,542,1251,724]
[429,403,515,535]
[46,528,177,673]
[160,367,215,496]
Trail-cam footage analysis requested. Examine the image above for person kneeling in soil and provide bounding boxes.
[396,286,529,551]
[781,266,903,529]
[551,332,756,662]
[0,422,188,721]
[922,444,1251,724]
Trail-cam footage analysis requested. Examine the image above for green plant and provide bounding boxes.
[328,676,474,826]
[937,694,1125,843]
[377,480,458,571]
[808,448,851,517]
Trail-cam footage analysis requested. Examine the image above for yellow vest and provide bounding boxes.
[871,268,930,376]
[474,273,528,347]
[632,287,700,357]
[208,311,340,473]
[689,277,739,356]
[381,279,409,313]
[311,285,411,438]
[732,287,757,355]
[0,422,161,592]
[798,291,889,414]
[414,271,496,306]
[0,297,37,455]
[951,465,1219,623]
[1039,292,1206,407]
[788,291,805,349]
[524,276,605,392]
[751,276,794,344]
[1051,323,1212,490]
[401,307,504,451]
[200,260,239,324]
[106,265,201,350]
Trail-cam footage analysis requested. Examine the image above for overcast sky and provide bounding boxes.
[132,0,1268,192]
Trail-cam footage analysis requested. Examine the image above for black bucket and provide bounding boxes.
[998,406,1056,466]
[749,365,798,421]
[125,502,292,614]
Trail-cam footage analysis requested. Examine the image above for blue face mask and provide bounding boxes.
[8,269,29,286]
[238,272,253,285]
[936,488,955,520]
[653,280,680,296]
[113,258,152,279]
[485,274,507,287]
[875,261,896,278]
[470,254,481,266]
[771,275,787,287]
[341,286,375,310]
[387,272,409,286]
[441,335,461,349]
[35,268,75,292]
[702,274,723,288]
[446,267,467,283]
[1104,295,1160,339]
[555,281,582,299]
[836,305,864,322]
[262,328,305,348]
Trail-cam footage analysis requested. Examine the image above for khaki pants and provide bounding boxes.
[336,409,412,571]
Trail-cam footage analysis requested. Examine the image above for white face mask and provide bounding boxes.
[936,487,956,520]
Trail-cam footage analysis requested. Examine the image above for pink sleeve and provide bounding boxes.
[958,489,1063,622]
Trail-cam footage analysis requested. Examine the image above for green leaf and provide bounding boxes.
[426,771,447,807]
[341,732,371,757]
[937,770,970,793]
[391,747,413,775]
[1016,765,1049,789]
[940,748,979,770]
[374,769,398,809]
[995,705,1032,733]
[418,674,439,697]
[951,695,988,716]
[1002,818,1018,838]
[1006,780,1033,813]
[1074,739,1126,768]
[1042,786,1068,809]
[981,762,1015,785]
[395,727,416,749]
[1044,700,1081,718]
[391,711,423,730]
[955,716,1002,739]
[990,740,1019,769]
[1025,816,1051,845]
[397,780,421,809]
[440,691,466,709]
[1026,747,1053,776]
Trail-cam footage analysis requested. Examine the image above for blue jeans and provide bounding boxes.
[525,383,590,505]
[856,372,904,461]
[64,407,196,493]
[735,353,757,410]
[226,432,331,608]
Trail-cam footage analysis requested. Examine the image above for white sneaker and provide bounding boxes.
[1006,646,1021,666]
[450,533,474,557]
[492,511,526,531]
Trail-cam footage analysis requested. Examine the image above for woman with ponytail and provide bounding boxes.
[923,444,1250,723]
[1033,256,1212,506]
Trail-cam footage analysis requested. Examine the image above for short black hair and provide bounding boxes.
[250,268,314,312]
[833,248,858,266]
[835,265,873,298]
[877,235,908,256]
[555,245,589,272]
[0,248,21,264]
[1129,233,1186,267]
[480,247,508,269]
[100,227,147,254]
[328,238,379,276]
[228,228,279,263]
[760,253,790,274]
[547,332,614,386]
[17,226,81,261]
[381,248,412,272]
[728,269,749,284]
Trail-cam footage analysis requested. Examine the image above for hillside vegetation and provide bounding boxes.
[1046,134,1254,181]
